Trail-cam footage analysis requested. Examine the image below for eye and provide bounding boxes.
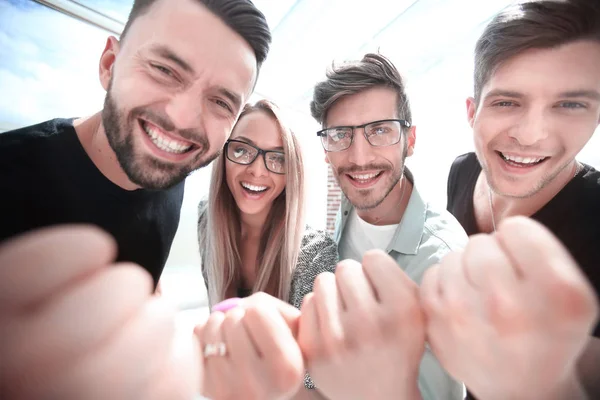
[152,64,174,77]
[370,125,390,135]
[215,99,233,113]
[232,146,247,158]
[493,101,516,107]
[329,129,349,141]
[558,102,586,109]
[271,154,285,163]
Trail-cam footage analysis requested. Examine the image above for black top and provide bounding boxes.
[0,119,184,287]
[447,152,600,337]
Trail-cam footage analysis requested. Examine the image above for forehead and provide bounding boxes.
[121,0,257,99]
[326,86,398,127]
[483,40,600,96]
[231,111,283,147]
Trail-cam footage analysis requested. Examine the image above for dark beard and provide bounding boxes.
[102,87,219,190]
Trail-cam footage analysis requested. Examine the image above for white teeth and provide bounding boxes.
[349,172,380,180]
[501,153,545,164]
[241,182,268,192]
[142,123,192,154]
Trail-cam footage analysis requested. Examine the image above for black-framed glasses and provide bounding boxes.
[225,139,286,174]
[316,118,411,152]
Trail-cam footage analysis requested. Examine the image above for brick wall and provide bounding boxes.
[326,166,342,234]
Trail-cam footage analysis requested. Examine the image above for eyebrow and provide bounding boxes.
[484,89,600,102]
[235,136,284,151]
[149,45,243,111]
[558,90,600,101]
[149,45,194,74]
[483,90,524,101]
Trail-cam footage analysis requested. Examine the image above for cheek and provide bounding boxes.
[207,123,233,152]
[274,175,286,195]
[326,153,343,168]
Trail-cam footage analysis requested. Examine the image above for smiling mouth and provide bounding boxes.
[140,119,195,155]
[241,181,269,194]
[347,171,382,184]
[497,151,548,167]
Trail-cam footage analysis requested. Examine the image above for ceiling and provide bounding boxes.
[40,0,518,115]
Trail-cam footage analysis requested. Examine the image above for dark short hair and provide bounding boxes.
[120,0,271,68]
[474,0,600,103]
[310,53,412,127]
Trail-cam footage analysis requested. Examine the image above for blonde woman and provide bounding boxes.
[198,100,338,310]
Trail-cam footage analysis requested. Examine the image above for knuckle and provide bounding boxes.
[320,329,346,358]
[314,271,335,291]
[485,290,525,332]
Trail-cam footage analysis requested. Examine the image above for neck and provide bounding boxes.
[479,160,579,229]
[73,112,138,191]
[240,206,270,240]
[356,175,412,225]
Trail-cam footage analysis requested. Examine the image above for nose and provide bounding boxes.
[164,91,204,132]
[246,154,269,177]
[347,128,377,166]
[508,107,549,146]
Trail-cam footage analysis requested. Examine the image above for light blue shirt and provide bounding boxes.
[334,169,468,400]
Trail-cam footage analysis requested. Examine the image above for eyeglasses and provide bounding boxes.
[316,118,411,152]
[225,139,286,174]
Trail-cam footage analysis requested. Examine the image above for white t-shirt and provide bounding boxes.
[338,208,398,262]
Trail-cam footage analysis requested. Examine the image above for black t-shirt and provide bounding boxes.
[447,152,600,338]
[0,118,185,286]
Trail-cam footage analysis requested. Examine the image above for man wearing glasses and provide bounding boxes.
[299,53,466,399]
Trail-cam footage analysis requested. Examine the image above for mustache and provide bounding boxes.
[337,163,391,175]
[132,107,210,149]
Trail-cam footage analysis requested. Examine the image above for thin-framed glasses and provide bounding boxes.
[316,119,411,152]
[225,139,286,174]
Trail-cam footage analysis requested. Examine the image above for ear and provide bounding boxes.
[406,125,416,157]
[99,36,120,91]
[466,97,477,129]
[324,148,330,164]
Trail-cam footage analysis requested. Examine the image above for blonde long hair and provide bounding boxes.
[199,100,305,306]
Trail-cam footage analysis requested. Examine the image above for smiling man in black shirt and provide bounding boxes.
[445,0,600,398]
[0,0,271,287]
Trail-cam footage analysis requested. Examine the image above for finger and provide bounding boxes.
[43,298,176,400]
[312,272,344,343]
[221,307,262,397]
[420,264,443,318]
[199,311,228,398]
[142,325,202,400]
[0,225,117,311]
[439,251,476,299]
[239,292,301,336]
[496,217,598,321]
[463,234,519,290]
[438,252,481,325]
[335,259,377,311]
[243,306,304,393]
[223,307,259,361]
[361,249,418,305]
[243,305,302,361]
[298,292,320,357]
[3,263,153,384]
[497,217,588,284]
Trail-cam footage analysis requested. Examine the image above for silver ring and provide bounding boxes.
[203,342,227,357]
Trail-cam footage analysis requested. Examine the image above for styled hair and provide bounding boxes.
[474,0,600,103]
[120,0,271,68]
[199,100,305,306]
[310,53,412,126]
